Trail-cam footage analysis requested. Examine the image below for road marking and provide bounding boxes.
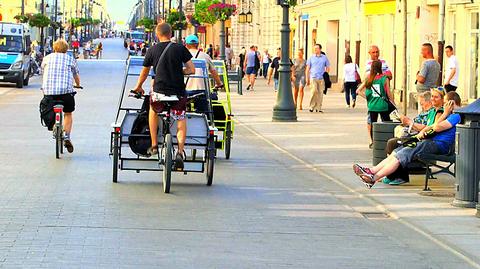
[238,120,480,269]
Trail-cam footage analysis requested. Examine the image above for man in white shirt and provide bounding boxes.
[184,34,223,113]
[357,45,392,94]
[444,45,459,92]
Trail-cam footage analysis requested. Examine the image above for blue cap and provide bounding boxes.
[185,35,199,44]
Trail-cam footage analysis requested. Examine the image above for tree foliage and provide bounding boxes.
[137,17,155,31]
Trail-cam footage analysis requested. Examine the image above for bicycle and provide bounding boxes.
[129,90,208,193]
[52,85,83,159]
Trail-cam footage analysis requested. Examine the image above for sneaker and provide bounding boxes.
[147,146,158,156]
[369,143,373,149]
[173,152,184,171]
[389,178,409,185]
[353,164,373,177]
[64,139,74,153]
[246,84,251,91]
[346,105,350,108]
[359,173,376,189]
[352,100,356,108]
[382,177,393,184]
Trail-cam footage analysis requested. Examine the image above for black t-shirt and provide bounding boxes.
[270,57,293,79]
[143,42,192,96]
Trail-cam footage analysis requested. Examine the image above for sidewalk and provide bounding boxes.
[231,78,480,267]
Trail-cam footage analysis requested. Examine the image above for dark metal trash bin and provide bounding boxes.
[450,99,480,209]
[372,122,398,166]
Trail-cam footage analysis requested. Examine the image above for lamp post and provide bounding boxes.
[178,0,183,41]
[219,0,226,61]
[272,0,296,122]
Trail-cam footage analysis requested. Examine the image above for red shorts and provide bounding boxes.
[150,95,187,121]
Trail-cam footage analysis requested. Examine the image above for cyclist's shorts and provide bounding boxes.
[150,95,187,121]
[48,93,75,113]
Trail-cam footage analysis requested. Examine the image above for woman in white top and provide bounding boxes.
[262,50,271,78]
[343,55,359,108]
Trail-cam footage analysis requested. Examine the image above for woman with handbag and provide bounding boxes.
[342,55,360,108]
[357,60,395,149]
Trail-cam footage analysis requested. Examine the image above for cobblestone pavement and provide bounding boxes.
[0,38,477,268]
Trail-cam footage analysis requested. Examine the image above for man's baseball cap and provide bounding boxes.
[185,35,199,44]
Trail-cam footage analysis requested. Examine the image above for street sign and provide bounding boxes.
[301,14,309,21]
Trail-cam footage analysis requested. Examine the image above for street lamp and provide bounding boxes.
[245,11,252,23]
[272,0,296,122]
[238,12,246,23]
[219,0,226,61]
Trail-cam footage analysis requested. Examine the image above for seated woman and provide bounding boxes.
[353,90,462,188]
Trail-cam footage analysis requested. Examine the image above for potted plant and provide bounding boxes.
[193,0,219,25]
[166,9,187,30]
[14,14,30,23]
[207,3,237,21]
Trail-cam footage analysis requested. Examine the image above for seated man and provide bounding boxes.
[353,91,462,188]
[184,34,223,113]
[383,89,444,185]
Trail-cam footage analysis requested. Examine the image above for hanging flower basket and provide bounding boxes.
[167,9,187,30]
[207,3,237,21]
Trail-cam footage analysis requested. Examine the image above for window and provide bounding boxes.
[469,12,479,100]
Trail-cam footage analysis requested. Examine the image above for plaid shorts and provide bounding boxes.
[150,94,187,121]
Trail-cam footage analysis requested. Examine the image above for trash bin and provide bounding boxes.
[372,122,398,166]
[451,99,480,208]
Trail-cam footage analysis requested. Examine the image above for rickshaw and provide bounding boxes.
[211,60,234,159]
[110,56,216,193]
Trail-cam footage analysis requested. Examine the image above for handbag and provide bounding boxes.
[354,64,361,84]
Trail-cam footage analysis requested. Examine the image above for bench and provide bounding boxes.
[227,67,243,95]
[415,150,456,191]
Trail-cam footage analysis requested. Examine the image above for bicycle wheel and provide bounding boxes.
[112,133,119,183]
[162,134,173,193]
[55,125,61,159]
[225,123,232,160]
[206,138,215,186]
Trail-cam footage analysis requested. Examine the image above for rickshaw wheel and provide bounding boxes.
[163,134,173,193]
[225,123,232,160]
[112,133,119,183]
[206,138,215,186]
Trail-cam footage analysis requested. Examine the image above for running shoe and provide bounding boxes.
[389,178,409,185]
[64,139,74,153]
[147,146,158,157]
[173,152,184,171]
[353,164,373,177]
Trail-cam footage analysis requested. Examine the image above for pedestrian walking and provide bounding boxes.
[357,45,392,93]
[306,44,330,113]
[343,55,359,108]
[357,60,394,149]
[238,47,246,78]
[416,43,440,94]
[225,44,234,70]
[267,48,293,92]
[262,50,271,78]
[244,45,259,91]
[96,42,103,59]
[214,45,220,59]
[207,44,213,58]
[292,48,306,110]
[254,46,261,77]
[444,45,459,92]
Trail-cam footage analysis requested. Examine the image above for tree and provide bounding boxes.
[14,14,30,23]
[193,0,219,25]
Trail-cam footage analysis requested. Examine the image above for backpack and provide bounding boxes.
[254,53,260,70]
[39,96,55,131]
[128,96,152,156]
